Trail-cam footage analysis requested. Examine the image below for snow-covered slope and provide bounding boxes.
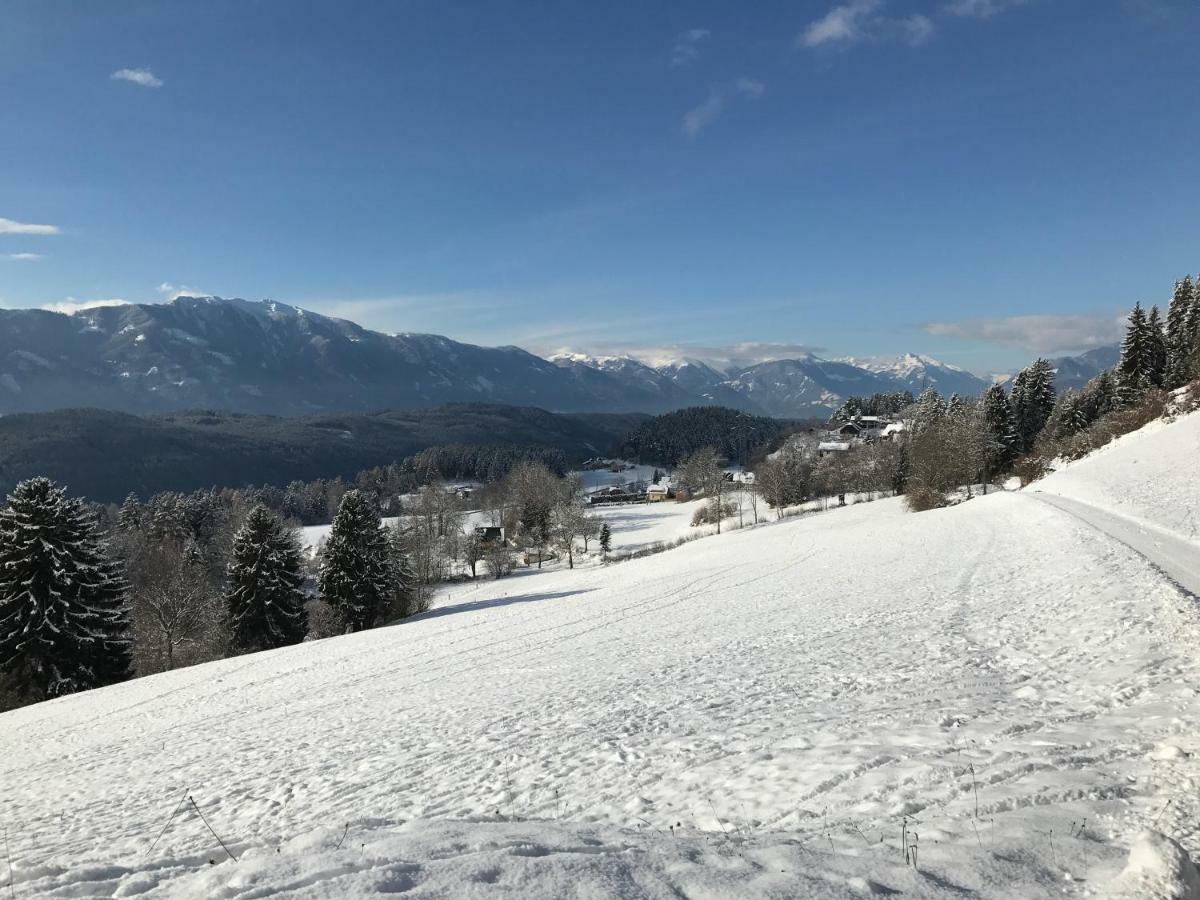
[3,458,1199,896]
[1036,406,1200,542]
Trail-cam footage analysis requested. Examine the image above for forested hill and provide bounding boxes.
[0,404,645,502]
[619,406,793,466]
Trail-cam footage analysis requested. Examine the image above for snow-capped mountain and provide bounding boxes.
[715,357,904,418]
[0,297,649,415]
[547,352,715,413]
[841,353,991,398]
[0,295,1111,418]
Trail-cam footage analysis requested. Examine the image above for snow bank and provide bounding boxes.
[1109,830,1200,900]
[1036,408,1200,542]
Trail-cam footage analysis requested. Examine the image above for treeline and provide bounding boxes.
[118,443,569,528]
[832,391,914,421]
[620,406,788,466]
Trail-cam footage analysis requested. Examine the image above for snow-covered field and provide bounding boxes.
[2,413,1199,898]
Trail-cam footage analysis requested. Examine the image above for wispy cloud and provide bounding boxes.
[43,298,130,316]
[0,217,60,235]
[111,67,163,88]
[798,0,882,47]
[6,253,44,261]
[670,28,711,67]
[922,312,1126,353]
[798,0,936,48]
[157,281,207,300]
[683,77,766,138]
[944,0,1030,18]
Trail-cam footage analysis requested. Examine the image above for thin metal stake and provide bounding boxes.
[147,787,190,856]
[188,796,238,862]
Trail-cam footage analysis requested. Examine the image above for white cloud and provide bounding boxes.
[798,1,937,49]
[683,90,727,137]
[922,313,1126,353]
[902,14,936,45]
[111,67,163,88]
[6,253,44,261]
[944,0,1029,18]
[43,298,129,316]
[798,0,882,47]
[670,28,711,67]
[734,77,766,99]
[0,217,60,235]
[157,282,207,300]
[683,77,765,138]
[555,341,825,371]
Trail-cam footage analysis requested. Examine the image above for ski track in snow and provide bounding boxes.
[1,416,1199,897]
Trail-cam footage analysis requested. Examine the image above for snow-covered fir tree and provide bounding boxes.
[0,478,131,702]
[225,505,308,652]
[1146,304,1168,388]
[1117,302,1157,402]
[913,387,946,432]
[1166,276,1196,388]
[981,384,1017,474]
[319,489,392,632]
[117,493,143,532]
[1010,358,1056,452]
[386,523,419,619]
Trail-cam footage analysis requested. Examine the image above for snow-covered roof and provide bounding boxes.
[882,422,908,436]
[818,442,851,452]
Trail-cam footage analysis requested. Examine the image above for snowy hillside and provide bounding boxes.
[2,420,1200,896]
[1035,406,1200,542]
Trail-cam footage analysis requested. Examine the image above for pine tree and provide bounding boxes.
[1117,302,1154,403]
[117,493,143,532]
[1147,304,1168,387]
[0,478,131,701]
[386,524,419,619]
[981,384,1017,474]
[225,505,308,652]
[1011,358,1056,452]
[319,490,391,632]
[598,523,612,556]
[914,387,945,432]
[1166,276,1196,388]
[946,393,967,421]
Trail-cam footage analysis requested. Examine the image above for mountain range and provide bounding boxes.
[0,296,1116,418]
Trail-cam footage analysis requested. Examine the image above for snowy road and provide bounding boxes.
[1028,491,1200,598]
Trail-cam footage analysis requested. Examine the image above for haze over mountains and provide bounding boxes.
[0,296,1114,417]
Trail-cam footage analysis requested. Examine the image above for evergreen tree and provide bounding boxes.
[1010,359,1056,452]
[945,393,967,421]
[1166,276,1196,388]
[1147,304,1168,387]
[117,493,143,532]
[1117,302,1155,403]
[386,524,419,619]
[598,523,612,556]
[0,478,131,701]
[318,490,391,632]
[981,384,1017,474]
[914,387,945,432]
[225,505,308,652]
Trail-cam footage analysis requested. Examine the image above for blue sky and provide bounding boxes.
[2,0,1198,373]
